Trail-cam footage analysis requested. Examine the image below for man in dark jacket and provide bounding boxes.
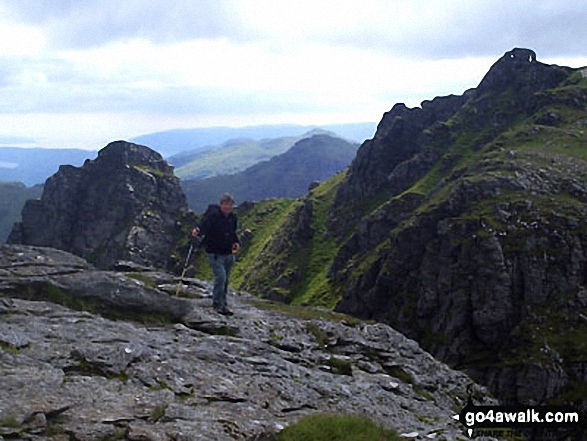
[192,193,240,316]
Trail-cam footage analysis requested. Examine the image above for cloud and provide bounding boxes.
[3,0,586,59]
[0,134,37,146]
[0,0,586,150]
[0,33,494,119]
[1,0,248,49]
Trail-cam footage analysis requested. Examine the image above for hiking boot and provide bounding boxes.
[218,308,234,316]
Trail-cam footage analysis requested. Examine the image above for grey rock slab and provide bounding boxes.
[0,245,494,439]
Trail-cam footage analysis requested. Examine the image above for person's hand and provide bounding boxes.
[232,242,241,254]
[191,228,200,237]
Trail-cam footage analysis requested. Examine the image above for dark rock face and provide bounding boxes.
[0,245,493,440]
[477,48,568,97]
[331,48,572,233]
[329,49,586,409]
[333,94,468,216]
[8,141,188,269]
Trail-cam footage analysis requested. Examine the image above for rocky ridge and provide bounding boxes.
[231,48,587,413]
[330,48,587,408]
[0,245,491,440]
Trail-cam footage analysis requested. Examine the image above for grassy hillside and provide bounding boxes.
[181,134,358,212]
[172,135,301,180]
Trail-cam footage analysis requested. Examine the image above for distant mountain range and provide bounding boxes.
[1,122,376,187]
[131,122,376,158]
[182,134,359,212]
[170,129,336,180]
[1,125,367,240]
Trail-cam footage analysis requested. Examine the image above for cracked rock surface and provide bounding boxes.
[0,245,492,440]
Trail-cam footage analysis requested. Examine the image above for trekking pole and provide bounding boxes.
[175,240,196,296]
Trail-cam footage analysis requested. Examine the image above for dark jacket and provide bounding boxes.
[198,205,240,255]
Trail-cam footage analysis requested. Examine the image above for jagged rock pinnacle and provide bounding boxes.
[8,141,188,269]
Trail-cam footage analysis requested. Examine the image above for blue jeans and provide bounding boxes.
[207,253,235,309]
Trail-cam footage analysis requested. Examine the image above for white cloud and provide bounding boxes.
[0,22,46,57]
[0,0,586,149]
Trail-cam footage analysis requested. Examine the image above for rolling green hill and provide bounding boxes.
[181,134,358,212]
[171,134,302,180]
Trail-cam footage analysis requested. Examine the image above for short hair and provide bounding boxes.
[220,193,235,204]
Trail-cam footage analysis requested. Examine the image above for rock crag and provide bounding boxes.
[232,48,587,416]
[329,48,587,410]
[8,141,188,270]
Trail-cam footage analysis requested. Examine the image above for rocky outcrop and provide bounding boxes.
[232,49,587,417]
[8,141,188,270]
[334,155,587,405]
[331,48,572,233]
[330,49,587,410]
[0,244,492,440]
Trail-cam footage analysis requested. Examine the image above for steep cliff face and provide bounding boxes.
[236,49,587,410]
[330,48,587,406]
[8,141,188,269]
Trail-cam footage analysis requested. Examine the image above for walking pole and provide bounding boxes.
[175,241,195,296]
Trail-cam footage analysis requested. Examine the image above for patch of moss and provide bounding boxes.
[65,354,129,381]
[0,414,20,428]
[0,341,20,354]
[384,365,414,384]
[9,281,176,325]
[247,298,364,325]
[326,356,353,376]
[149,403,168,423]
[305,322,329,347]
[276,413,400,441]
[132,164,172,178]
[125,273,156,289]
[100,427,127,441]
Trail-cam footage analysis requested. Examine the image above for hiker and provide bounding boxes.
[192,193,240,316]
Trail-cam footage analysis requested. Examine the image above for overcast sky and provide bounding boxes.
[0,0,586,150]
